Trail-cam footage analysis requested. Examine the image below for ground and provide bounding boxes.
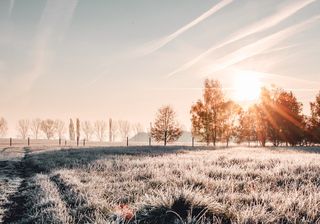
[0,146,319,224]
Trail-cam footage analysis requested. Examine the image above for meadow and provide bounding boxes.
[0,146,319,224]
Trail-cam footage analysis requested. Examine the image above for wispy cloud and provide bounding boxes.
[167,0,316,77]
[138,0,233,56]
[18,0,78,91]
[203,15,320,75]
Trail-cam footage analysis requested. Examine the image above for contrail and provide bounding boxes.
[139,0,233,55]
[9,0,14,17]
[203,15,320,75]
[167,0,316,77]
[19,0,78,91]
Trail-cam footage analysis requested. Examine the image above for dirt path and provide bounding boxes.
[1,147,32,223]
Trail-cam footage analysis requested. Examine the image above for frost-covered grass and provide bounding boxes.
[2,146,320,223]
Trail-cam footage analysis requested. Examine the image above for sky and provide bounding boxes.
[0,0,320,137]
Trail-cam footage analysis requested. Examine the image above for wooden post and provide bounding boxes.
[77,137,79,147]
[27,137,30,146]
[65,140,67,146]
[192,137,194,147]
[10,138,12,146]
[59,138,61,146]
[126,137,129,147]
[83,139,86,146]
[164,131,167,146]
[149,137,151,146]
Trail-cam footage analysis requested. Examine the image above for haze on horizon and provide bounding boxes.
[0,0,320,136]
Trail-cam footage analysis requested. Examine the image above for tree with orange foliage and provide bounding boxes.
[309,92,320,144]
[191,79,225,146]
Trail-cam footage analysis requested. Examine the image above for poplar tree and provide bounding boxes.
[69,119,75,141]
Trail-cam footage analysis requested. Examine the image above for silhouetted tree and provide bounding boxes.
[31,118,42,139]
[0,117,8,137]
[151,105,182,146]
[17,119,30,139]
[69,119,75,141]
[41,119,56,139]
[191,79,225,146]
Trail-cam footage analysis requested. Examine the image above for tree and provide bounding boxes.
[82,121,93,141]
[309,92,320,144]
[41,119,57,139]
[151,105,182,146]
[0,117,8,137]
[275,90,304,146]
[221,101,242,147]
[109,118,113,142]
[110,120,118,142]
[76,118,80,141]
[191,79,225,146]
[132,123,144,135]
[17,119,30,139]
[31,118,42,139]
[118,120,131,141]
[69,119,75,141]
[94,120,107,142]
[237,106,258,146]
[55,120,65,139]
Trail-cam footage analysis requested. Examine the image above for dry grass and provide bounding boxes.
[1,146,320,223]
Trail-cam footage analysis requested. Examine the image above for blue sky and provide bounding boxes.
[1,0,320,135]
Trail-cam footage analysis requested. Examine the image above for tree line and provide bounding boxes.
[191,79,320,147]
[0,118,144,142]
[1,79,319,146]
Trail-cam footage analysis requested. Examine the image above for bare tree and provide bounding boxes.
[94,120,107,142]
[82,121,93,141]
[41,119,57,139]
[118,120,131,141]
[151,106,182,146]
[132,122,144,135]
[0,117,8,137]
[110,120,118,142]
[31,119,42,139]
[55,120,65,139]
[17,119,30,139]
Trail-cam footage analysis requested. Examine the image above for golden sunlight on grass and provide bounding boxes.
[232,70,262,103]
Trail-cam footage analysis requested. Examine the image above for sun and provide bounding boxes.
[232,70,262,103]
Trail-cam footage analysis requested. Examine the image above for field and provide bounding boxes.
[0,146,319,224]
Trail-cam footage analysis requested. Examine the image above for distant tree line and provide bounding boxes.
[191,79,320,147]
[0,117,144,142]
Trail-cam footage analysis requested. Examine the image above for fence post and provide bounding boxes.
[192,137,194,147]
[83,139,86,146]
[65,140,67,146]
[27,137,30,146]
[59,138,61,146]
[126,137,129,147]
[77,137,79,147]
[10,137,12,147]
[149,137,151,146]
